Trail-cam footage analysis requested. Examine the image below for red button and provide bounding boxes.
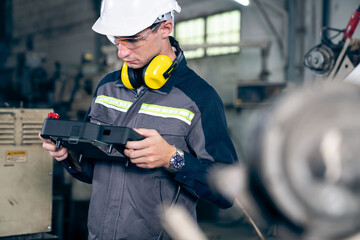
[48,112,59,119]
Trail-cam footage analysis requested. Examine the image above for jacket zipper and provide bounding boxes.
[121,87,148,126]
[121,87,148,167]
[107,88,149,238]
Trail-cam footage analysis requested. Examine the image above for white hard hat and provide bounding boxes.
[92,0,181,37]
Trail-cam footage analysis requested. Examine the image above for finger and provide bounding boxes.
[133,128,159,138]
[135,163,153,169]
[48,147,68,159]
[129,156,157,169]
[49,146,67,156]
[125,137,152,150]
[38,132,52,143]
[42,142,57,152]
[125,148,149,160]
[53,152,68,161]
[42,140,64,151]
[125,129,161,149]
[123,148,134,158]
[129,156,147,165]
[43,141,67,156]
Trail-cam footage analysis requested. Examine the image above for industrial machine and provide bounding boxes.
[234,81,286,109]
[0,108,54,238]
[304,5,360,81]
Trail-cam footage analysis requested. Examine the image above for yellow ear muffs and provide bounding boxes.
[121,55,175,90]
[144,55,173,90]
[121,62,135,90]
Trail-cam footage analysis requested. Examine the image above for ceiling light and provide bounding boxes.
[234,0,250,6]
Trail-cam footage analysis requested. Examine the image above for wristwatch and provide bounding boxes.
[168,147,185,172]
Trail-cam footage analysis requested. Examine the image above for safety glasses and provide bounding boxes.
[114,23,161,50]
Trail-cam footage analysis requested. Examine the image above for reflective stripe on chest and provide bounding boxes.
[139,103,195,125]
[94,95,196,125]
[95,95,133,112]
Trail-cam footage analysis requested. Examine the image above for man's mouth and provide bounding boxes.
[124,58,136,63]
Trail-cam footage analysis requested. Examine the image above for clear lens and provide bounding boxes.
[115,37,143,49]
[114,23,161,50]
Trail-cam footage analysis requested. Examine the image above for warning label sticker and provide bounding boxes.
[6,151,27,163]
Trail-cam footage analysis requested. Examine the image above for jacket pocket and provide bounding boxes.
[136,111,189,134]
[158,176,178,206]
[136,114,189,149]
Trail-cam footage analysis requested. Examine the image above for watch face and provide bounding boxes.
[173,155,185,169]
[170,149,185,171]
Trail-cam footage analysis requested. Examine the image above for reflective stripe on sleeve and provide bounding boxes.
[95,95,132,112]
[139,103,195,125]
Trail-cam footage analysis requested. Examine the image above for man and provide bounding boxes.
[40,0,238,239]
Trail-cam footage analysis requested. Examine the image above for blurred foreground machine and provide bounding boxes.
[0,109,54,239]
[162,82,360,240]
[214,81,360,240]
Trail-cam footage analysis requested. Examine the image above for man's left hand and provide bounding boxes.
[124,128,176,169]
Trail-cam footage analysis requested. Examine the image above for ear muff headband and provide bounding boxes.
[144,55,173,90]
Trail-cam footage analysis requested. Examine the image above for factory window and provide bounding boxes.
[176,10,241,59]
[206,10,241,56]
[176,18,205,59]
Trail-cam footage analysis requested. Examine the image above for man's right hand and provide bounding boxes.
[38,133,68,161]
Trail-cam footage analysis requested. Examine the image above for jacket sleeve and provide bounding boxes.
[61,155,94,184]
[172,89,238,209]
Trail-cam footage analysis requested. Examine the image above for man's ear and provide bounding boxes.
[160,20,174,38]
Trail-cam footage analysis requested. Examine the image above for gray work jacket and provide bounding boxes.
[63,56,238,240]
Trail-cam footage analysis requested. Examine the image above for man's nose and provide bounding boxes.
[117,44,131,59]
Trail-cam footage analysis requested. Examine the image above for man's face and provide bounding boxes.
[115,23,163,69]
